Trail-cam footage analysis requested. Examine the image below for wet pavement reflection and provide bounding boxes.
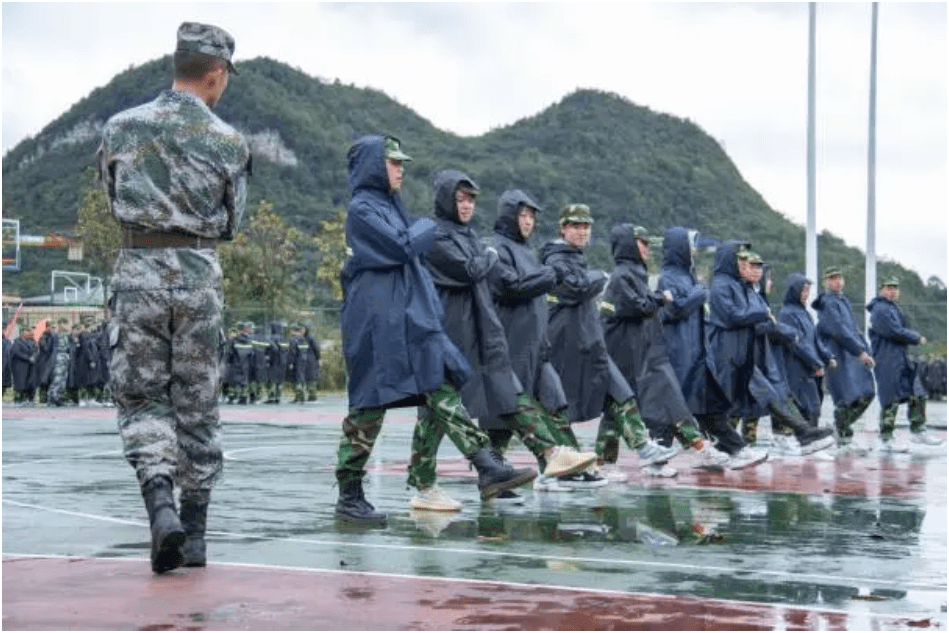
[3,396,946,629]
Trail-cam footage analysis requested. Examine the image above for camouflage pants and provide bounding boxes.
[334,384,489,488]
[880,396,927,437]
[405,384,493,490]
[729,416,760,445]
[834,395,873,439]
[595,396,649,463]
[46,346,71,405]
[111,286,224,494]
[479,394,563,470]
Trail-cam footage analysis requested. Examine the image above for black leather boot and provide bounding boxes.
[142,476,185,574]
[470,447,537,501]
[335,479,387,526]
[180,491,209,567]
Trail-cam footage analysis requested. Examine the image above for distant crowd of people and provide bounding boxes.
[1,318,323,407]
[221,321,321,405]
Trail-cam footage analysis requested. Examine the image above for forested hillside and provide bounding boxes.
[3,56,944,346]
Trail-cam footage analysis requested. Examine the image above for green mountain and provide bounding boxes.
[2,56,944,347]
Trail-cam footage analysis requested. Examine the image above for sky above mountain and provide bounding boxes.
[3,3,945,282]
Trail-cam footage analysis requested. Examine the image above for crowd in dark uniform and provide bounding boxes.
[2,317,111,406]
[220,320,322,405]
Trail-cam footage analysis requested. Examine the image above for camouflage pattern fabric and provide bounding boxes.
[110,284,225,491]
[406,384,490,490]
[46,331,72,405]
[834,395,873,440]
[595,396,649,461]
[335,408,387,486]
[879,395,927,438]
[98,90,250,239]
[99,83,250,496]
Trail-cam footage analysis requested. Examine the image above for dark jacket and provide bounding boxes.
[867,295,927,408]
[304,330,321,384]
[340,136,469,410]
[36,330,58,388]
[542,239,632,422]
[657,227,728,415]
[602,224,692,430]
[10,336,37,391]
[490,189,564,414]
[707,240,783,418]
[812,289,876,407]
[425,170,520,427]
[2,338,12,388]
[776,274,830,423]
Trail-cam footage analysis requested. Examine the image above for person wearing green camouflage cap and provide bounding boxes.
[541,206,680,476]
[811,267,877,452]
[97,20,251,574]
[867,274,943,449]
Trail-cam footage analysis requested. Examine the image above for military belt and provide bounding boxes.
[122,229,220,250]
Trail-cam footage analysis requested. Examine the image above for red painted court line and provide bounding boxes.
[2,555,917,631]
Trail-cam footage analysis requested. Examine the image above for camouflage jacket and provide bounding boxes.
[98,89,251,239]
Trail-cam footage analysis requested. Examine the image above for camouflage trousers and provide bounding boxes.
[111,286,224,494]
[729,416,760,445]
[475,394,565,471]
[880,396,927,437]
[335,383,489,488]
[46,345,71,405]
[595,396,649,463]
[834,395,874,440]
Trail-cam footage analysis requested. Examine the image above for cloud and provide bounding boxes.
[2,2,945,282]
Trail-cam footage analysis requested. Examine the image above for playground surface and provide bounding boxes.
[2,395,946,630]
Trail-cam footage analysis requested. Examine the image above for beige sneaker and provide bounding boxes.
[542,446,597,478]
[410,485,462,512]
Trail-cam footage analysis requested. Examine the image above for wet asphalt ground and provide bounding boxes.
[2,395,946,630]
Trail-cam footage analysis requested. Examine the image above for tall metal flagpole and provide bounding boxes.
[865,2,879,333]
[806,3,817,300]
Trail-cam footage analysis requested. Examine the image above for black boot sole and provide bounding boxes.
[480,469,537,501]
[151,529,186,574]
[334,510,388,527]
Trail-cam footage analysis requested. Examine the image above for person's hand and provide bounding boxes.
[662,290,673,303]
[828,358,838,370]
[815,367,825,378]
[921,336,928,345]
[859,351,875,368]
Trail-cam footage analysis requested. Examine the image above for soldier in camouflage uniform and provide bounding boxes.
[97,21,251,574]
[46,318,72,406]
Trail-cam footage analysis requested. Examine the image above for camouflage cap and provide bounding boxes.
[633,226,652,242]
[737,249,764,265]
[559,204,594,228]
[823,265,843,279]
[176,22,238,74]
[384,136,412,162]
[880,275,900,288]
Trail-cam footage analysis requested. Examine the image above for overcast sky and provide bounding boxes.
[3,2,946,283]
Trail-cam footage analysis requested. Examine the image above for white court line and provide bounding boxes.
[3,498,945,593]
[1,551,900,621]
[0,451,121,470]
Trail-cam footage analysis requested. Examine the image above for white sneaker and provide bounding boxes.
[911,431,945,446]
[534,475,573,492]
[641,463,678,478]
[836,439,868,457]
[727,447,768,470]
[696,445,731,470]
[542,446,597,478]
[557,471,609,489]
[876,437,909,454]
[598,464,628,483]
[772,435,803,457]
[410,485,462,511]
[637,440,679,466]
